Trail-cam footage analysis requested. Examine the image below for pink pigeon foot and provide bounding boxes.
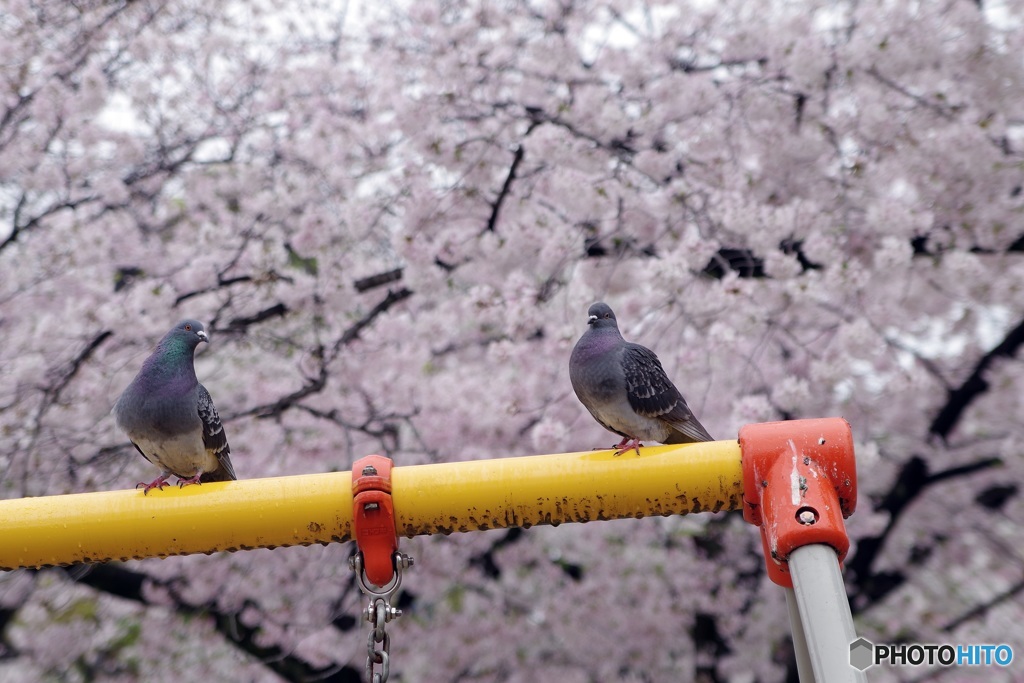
[613,437,643,456]
[177,473,204,488]
[137,474,172,495]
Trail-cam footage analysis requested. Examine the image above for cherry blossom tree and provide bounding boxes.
[2,0,1023,681]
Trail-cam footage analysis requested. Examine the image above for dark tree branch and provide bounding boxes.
[296,403,401,440]
[866,66,960,120]
[120,138,201,187]
[527,107,636,161]
[668,55,768,74]
[0,196,95,254]
[468,528,525,579]
[2,132,222,258]
[942,577,1024,633]
[237,288,413,420]
[0,2,137,148]
[483,143,525,235]
[975,483,1018,510]
[43,330,114,407]
[174,275,255,305]
[0,193,27,253]
[846,455,1003,611]
[1006,229,1024,252]
[0,604,19,660]
[222,303,289,333]
[244,363,329,420]
[354,267,403,293]
[929,316,1024,440]
[691,612,730,683]
[927,457,1004,484]
[64,565,361,683]
[331,287,413,354]
[434,256,458,272]
[702,248,764,279]
[0,90,36,149]
[699,241,821,279]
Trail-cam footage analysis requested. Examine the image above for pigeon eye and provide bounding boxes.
[184,324,192,331]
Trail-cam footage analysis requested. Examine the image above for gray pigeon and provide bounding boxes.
[569,302,713,455]
[113,319,235,493]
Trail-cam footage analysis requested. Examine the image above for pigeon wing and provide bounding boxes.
[197,384,236,480]
[622,344,712,442]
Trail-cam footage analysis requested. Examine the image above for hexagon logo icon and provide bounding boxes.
[850,637,875,670]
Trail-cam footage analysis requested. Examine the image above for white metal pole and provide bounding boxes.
[785,587,816,683]
[789,543,867,683]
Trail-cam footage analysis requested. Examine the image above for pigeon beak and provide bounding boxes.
[587,315,598,325]
[197,330,209,343]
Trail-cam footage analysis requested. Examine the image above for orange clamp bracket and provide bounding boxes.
[740,418,857,588]
[352,454,399,588]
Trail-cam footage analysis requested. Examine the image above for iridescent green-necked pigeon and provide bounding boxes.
[113,319,235,493]
[569,302,713,455]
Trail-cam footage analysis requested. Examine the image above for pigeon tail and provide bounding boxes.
[662,418,715,444]
[198,462,235,484]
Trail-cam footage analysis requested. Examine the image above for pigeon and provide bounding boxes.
[113,319,235,493]
[569,302,713,455]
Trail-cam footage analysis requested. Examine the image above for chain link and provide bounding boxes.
[350,552,413,683]
[366,599,391,682]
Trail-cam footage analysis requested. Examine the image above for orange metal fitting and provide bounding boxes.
[352,454,399,587]
[740,418,857,588]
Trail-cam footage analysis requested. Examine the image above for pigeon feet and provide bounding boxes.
[177,473,204,488]
[137,474,172,495]
[613,437,643,456]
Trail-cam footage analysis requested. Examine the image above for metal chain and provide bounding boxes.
[350,552,413,683]
[366,598,391,683]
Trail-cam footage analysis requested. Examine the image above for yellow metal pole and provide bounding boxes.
[0,473,353,570]
[393,441,742,535]
[0,441,742,570]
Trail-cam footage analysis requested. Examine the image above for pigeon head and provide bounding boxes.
[168,319,209,347]
[586,302,618,329]
[133,320,208,383]
[154,320,209,362]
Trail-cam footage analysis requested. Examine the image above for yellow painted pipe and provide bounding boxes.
[0,441,742,570]
[0,473,353,570]
[393,441,743,535]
